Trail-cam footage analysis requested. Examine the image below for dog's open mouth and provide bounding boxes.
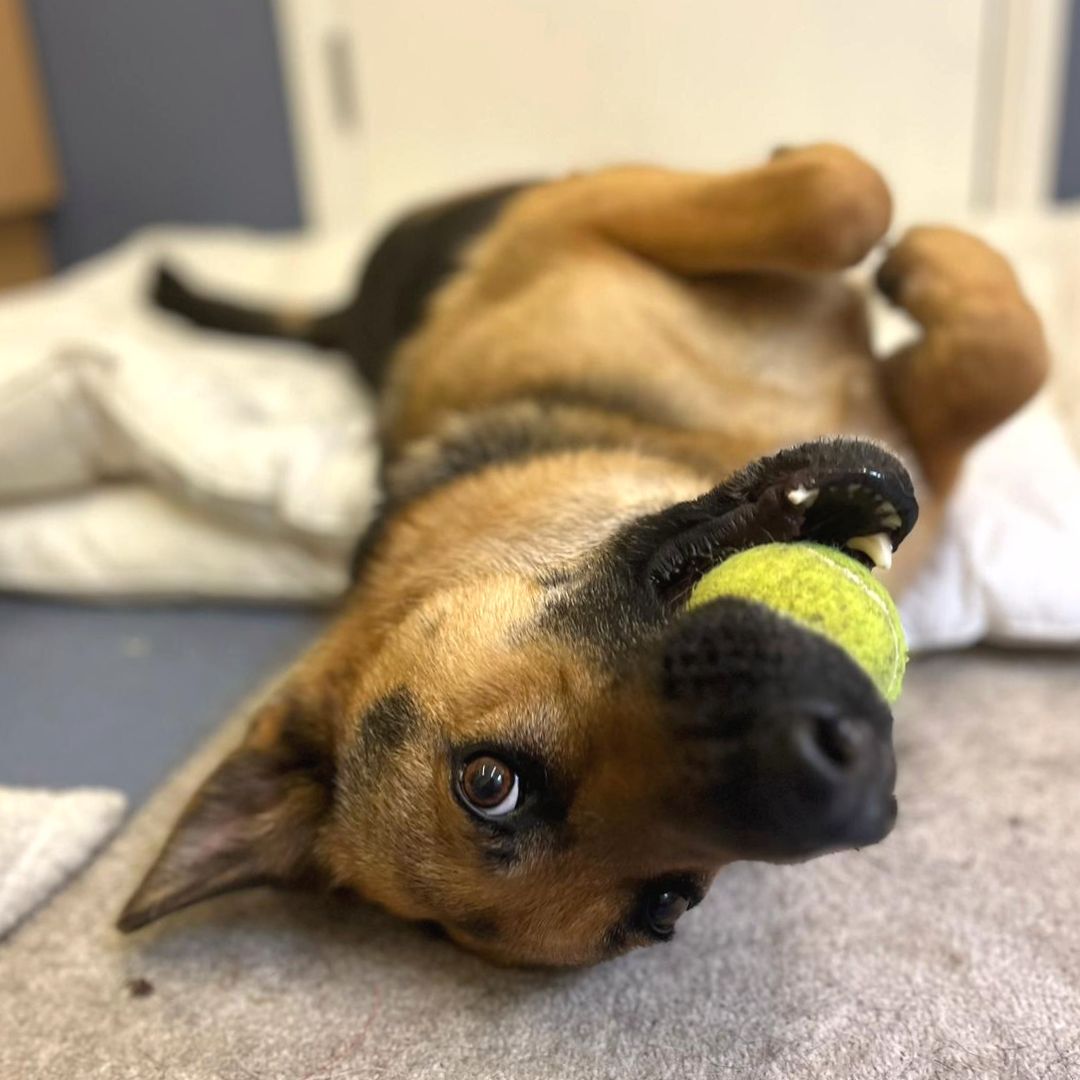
[647,446,919,609]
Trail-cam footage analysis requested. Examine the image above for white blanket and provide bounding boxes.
[0,786,126,939]
[1,220,1078,649]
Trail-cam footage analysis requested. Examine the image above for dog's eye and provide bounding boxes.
[460,755,519,817]
[644,887,692,938]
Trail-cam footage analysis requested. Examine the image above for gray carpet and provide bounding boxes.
[2,651,1078,1079]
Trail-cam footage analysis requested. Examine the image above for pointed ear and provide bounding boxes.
[117,696,335,932]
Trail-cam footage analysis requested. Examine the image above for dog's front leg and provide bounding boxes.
[506,144,892,276]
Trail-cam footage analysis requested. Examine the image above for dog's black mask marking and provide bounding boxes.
[538,437,914,862]
[633,437,917,609]
[544,437,916,657]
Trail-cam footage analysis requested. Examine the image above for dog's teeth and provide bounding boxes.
[787,485,819,507]
[877,501,903,530]
[846,532,893,570]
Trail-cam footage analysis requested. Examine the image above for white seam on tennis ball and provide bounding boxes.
[801,546,901,694]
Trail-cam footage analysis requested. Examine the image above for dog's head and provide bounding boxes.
[119,437,916,967]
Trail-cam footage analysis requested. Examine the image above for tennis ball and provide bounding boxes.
[687,542,907,703]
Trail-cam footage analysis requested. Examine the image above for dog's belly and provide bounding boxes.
[386,249,908,460]
[666,271,904,447]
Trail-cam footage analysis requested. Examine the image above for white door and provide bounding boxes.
[275,0,1068,233]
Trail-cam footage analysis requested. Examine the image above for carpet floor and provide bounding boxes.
[2,650,1077,1080]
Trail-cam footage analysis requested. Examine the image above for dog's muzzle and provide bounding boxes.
[598,436,914,862]
[658,596,897,862]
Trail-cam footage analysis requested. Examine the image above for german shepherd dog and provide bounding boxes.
[119,146,1046,966]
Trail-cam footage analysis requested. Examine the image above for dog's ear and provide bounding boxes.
[117,695,335,932]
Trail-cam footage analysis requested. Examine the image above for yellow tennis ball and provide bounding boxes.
[687,542,907,703]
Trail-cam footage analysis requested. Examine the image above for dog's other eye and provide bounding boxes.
[460,755,520,817]
[644,887,692,938]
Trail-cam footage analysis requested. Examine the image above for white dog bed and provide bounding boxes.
[1,216,1079,649]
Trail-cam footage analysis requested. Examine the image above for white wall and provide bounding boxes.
[277,0,1068,234]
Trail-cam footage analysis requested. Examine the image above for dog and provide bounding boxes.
[118,145,1047,967]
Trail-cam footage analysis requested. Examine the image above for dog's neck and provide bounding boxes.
[351,395,756,588]
[348,403,713,624]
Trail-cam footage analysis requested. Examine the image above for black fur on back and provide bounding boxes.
[340,181,534,389]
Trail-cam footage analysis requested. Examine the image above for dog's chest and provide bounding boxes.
[393,253,900,451]
[646,269,882,437]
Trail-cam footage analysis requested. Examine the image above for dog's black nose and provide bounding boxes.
[732,697,897,851]
[660,596,897,861]
[798,711,870,777]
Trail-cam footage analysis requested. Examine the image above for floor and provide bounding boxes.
[0,595,325,805]
[4,648,1078,1079]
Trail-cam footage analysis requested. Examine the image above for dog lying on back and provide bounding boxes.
[119,146,1046,966]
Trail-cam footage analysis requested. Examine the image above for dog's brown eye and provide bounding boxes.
[460,755,520,817]
[645,889,690,937]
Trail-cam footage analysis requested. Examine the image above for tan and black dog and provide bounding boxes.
[119,145,1047,967]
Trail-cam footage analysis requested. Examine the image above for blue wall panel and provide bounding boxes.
[25,0,303,267]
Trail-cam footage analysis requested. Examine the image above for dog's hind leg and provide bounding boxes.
[874,226,1049,493]
[507,144,893,277]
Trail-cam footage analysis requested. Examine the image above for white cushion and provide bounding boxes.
[0,219,1078,649]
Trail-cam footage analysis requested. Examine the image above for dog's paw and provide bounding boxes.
[876,227,1025,325]
[876,227,1049,472]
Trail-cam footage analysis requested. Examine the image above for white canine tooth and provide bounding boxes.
[787,486,819,507]
[846,532,893,570]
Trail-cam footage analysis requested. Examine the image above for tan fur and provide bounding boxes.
[120,146,1047,966]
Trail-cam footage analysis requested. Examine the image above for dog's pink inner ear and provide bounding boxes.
[116,709,334,933]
